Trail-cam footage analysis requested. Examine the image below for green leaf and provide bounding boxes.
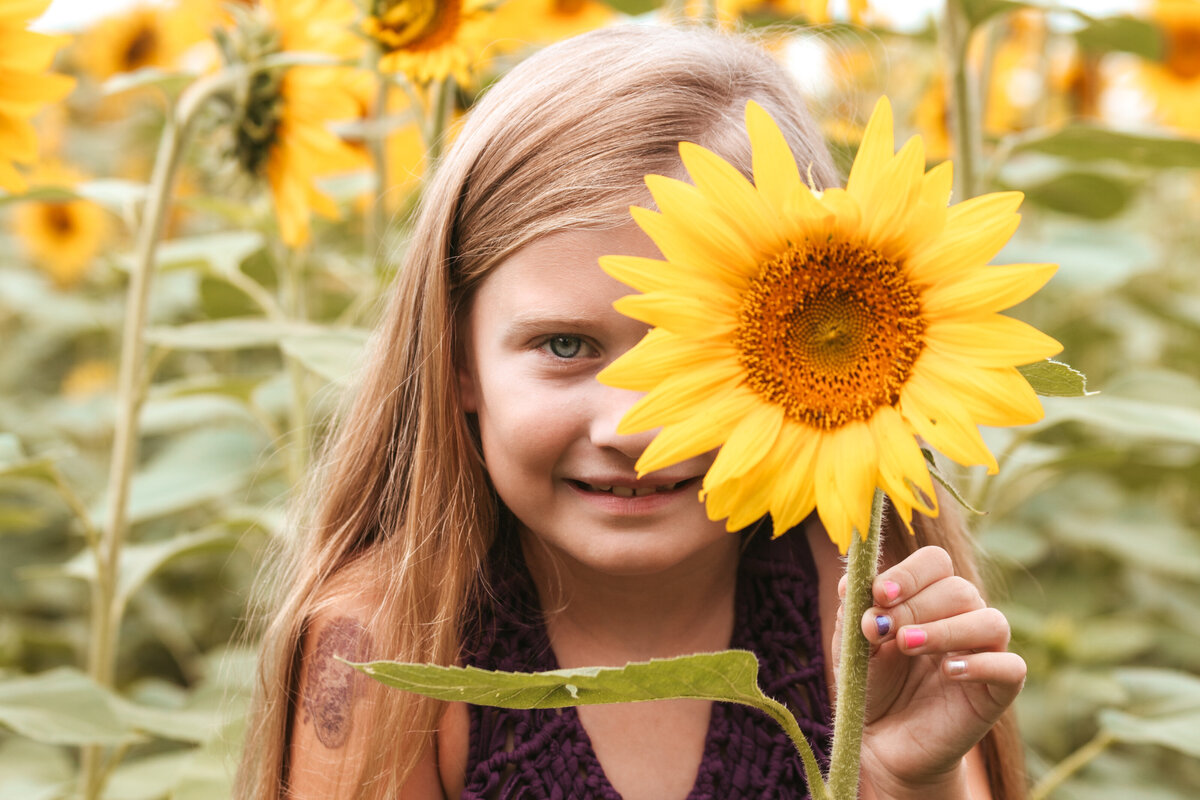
[102,66,193,97]
[920,449,986,515]
[999,222,1156,293]
[90,429,264,526]
[355,650,771,709]
[1073,15,1163,59]
[1038,395,1200,445]
[1019,171,1135,220]
[1099,669,1200,757]
[0,737,72,800]
[958,0,1027,29]
[140,394,258,435]
[102,750,196,800]
[601,0,660,15]
[76,179,149,213]
[280,328,369,385]
[142,232,265,276]
[1053,513,1200,580]
[0,185,76,206]
[1014,126,1200,169]
[1019,360,1090,397]
[57,528,235,614]
[0,435,58,484]
[145,318,329,351]
[353,650,825,793]
[0,669,134,745]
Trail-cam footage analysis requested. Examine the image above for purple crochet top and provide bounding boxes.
[459,528,833,799]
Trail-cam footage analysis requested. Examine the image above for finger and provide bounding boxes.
[943,651,1027,709]
[872,545,954,608]
[890,607,1012,655]
[861,576,986,644]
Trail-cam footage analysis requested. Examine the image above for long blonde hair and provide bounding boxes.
[237,24,1024,799]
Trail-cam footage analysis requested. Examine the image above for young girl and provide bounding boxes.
[238,24,1028,800]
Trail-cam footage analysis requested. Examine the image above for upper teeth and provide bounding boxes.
[583,481,681,496]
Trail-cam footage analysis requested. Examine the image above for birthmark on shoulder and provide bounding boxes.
[301,615,373,749]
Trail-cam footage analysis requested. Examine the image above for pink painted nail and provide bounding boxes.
[903,628,927,649]
[883,581,901,602]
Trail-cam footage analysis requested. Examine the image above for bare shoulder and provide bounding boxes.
[287,575,444,800]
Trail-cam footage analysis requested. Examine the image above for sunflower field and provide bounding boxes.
[1,0,1199,798]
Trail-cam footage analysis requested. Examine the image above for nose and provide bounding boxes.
[589,383,658,462]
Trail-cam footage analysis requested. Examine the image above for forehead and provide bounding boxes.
[469,224,662,312]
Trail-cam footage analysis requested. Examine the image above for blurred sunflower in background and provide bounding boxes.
[13,161,110,289]
[214,0,365,247]
[363,0,496,84]
[0,0,75,193]
[491,0,616,46]
[1139,0,1200,134]
[74,2,199,81]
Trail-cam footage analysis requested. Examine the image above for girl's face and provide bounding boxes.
[459,224,732,577]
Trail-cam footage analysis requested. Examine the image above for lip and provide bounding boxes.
[564,475,701,514]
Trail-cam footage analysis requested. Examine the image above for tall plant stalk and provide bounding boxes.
[941,0,983,202]
[79,68,241,800]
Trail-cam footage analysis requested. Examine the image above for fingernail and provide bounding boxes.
[874,615,892,637]
[946,659,968,677]
[883,581,901,602]
[903,628,927,649]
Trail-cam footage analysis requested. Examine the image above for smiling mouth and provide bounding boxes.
[568,478,697,498]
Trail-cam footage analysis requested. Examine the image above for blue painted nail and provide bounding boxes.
[874,615,892,637]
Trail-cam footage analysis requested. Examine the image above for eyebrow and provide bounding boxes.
[503,312,609,341]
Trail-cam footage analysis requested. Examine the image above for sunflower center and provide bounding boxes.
[735,240,926,430]
[43,204,76,237]
[553,0,587,14]
[1165,23,1200,80]
[122,26,159,71]
[368,0,461,52]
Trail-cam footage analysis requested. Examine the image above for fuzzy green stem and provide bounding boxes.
[1029,729,1115,800]
[941,0,982,201]
[759,696,831,800]
[826,488,886,799]
[79,67,240,800]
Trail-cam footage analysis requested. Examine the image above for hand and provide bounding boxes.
[832,545,1026,799]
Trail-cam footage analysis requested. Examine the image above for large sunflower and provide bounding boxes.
[220,0,365,247]
[1139,0,1200,134]
[364,0,494,85]
[598,98,1060,552]
[13,161,109,288]
[0,0,75,193]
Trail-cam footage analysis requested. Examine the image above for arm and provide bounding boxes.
[287,609,446,800]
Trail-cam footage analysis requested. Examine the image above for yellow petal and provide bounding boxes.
[766,427,819,535]
[899,371,999,473]
[746,100,803,214]
[863,135,926,250]
[907,192,1023,282]
[703,403,784,487]
[599,254,729,297]
[920,262,1058,319]
[814,422,877,552]
[613,292,738,338]
[599,328,738,392]
[679,140,785,247]
[924,314,1063,367]
[618,359,744,433]
[918,358,1045,427]
[631,205,757,286]
[869,405,936,516]
[846,97,895,201]
[635,390,758,475]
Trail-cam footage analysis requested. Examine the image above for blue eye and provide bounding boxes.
[545,335,583,358]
